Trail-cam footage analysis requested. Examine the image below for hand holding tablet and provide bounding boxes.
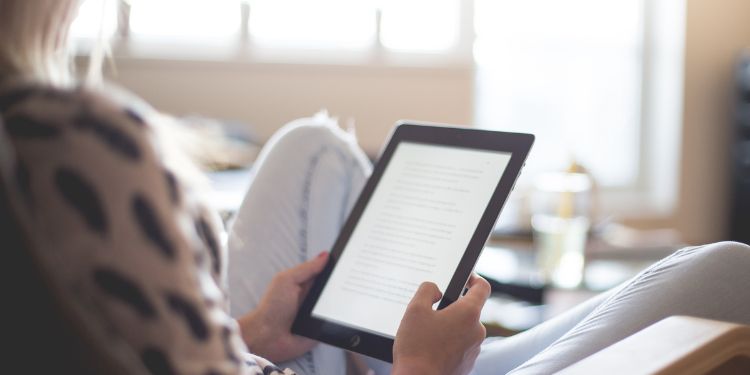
[393,274,491,375]
[292,122,534,362]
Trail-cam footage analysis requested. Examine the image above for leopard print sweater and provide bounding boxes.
[0,80,296,375]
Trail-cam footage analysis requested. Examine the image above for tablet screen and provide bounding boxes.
[311,141,511,338]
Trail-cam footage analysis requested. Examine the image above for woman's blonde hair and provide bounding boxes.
[0,0,111,87]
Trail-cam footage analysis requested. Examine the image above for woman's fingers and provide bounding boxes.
[441,274,490,318]
[394,276,488,375]
[462,274,491,308]
[288,251,329,283]
[409,275,490,312]
[466,273,482,288]
[409,282,443,307]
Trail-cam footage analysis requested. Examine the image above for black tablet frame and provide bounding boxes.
[291,122,534,362]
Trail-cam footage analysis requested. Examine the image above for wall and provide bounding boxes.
[671,0,750,243]
[105,59,472,155]
[101,0,750,245]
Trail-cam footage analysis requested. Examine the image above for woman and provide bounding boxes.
[2,1,749,374]
[0,1,487,374]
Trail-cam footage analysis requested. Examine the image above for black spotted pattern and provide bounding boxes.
[0,86,37,112]
[15,160,31,205]
[4,115,62,139]
[221,326,240,363]
[93,268,157,318]
[125,108,146,127]
[195,217,220,275]
[141,348,176,375]
[133,194,175,259]
[37,89,79,106]
[165,293,209,341]
[0,85,299,375]
[164,170,179,205]
[54,168,108,234]
[74,111,141,160]
[263,365,285,375]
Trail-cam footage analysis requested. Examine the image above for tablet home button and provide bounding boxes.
[350,335,361,347]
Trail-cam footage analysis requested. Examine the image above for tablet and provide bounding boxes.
[292,122,534,362]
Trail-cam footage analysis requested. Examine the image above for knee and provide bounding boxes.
[698,241,750,263]
[270,113,371,172]
[272,113,356,155]
[677,241,750,276]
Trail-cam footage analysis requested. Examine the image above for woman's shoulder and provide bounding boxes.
[0,80,249,374]
[0,79,153,139]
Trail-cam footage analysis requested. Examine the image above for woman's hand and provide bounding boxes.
[238,252,328,363]
[392,274,491,375]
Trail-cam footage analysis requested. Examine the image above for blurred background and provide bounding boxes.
[70,0,750,332]
[71,0,749,290]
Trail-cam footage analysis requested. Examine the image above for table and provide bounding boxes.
[477,237,678,336]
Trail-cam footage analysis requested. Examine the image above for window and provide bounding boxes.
[248,0,376,49]
[73,0,466,55]
[71,0,685,216]
[474,0,645,188]
[380,0,461,52]
[129,0,241,39]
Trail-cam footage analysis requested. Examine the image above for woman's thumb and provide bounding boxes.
[409,282,442,307]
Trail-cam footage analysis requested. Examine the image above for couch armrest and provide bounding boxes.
[559,316,750,375]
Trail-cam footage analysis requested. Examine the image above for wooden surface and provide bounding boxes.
[560,316,750,375]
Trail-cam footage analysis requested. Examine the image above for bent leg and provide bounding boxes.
[508,241,750,374]
[226,113,372,374]
[471,289,612,375]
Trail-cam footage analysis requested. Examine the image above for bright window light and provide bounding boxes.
[380,0,460,52]
[248,0,376,49]
[70,0,118,39]
[129,0,241,38]
[474,0,644,187]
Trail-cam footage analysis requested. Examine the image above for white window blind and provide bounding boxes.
[72,0,464,53]
[129,0,241,38]
[379,0,461,52]
[474,0,645,188]
[247,0,376,49]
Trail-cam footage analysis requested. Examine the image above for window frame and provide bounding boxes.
[74,0,475,68]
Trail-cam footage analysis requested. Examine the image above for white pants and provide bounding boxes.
[227,117,750,375]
